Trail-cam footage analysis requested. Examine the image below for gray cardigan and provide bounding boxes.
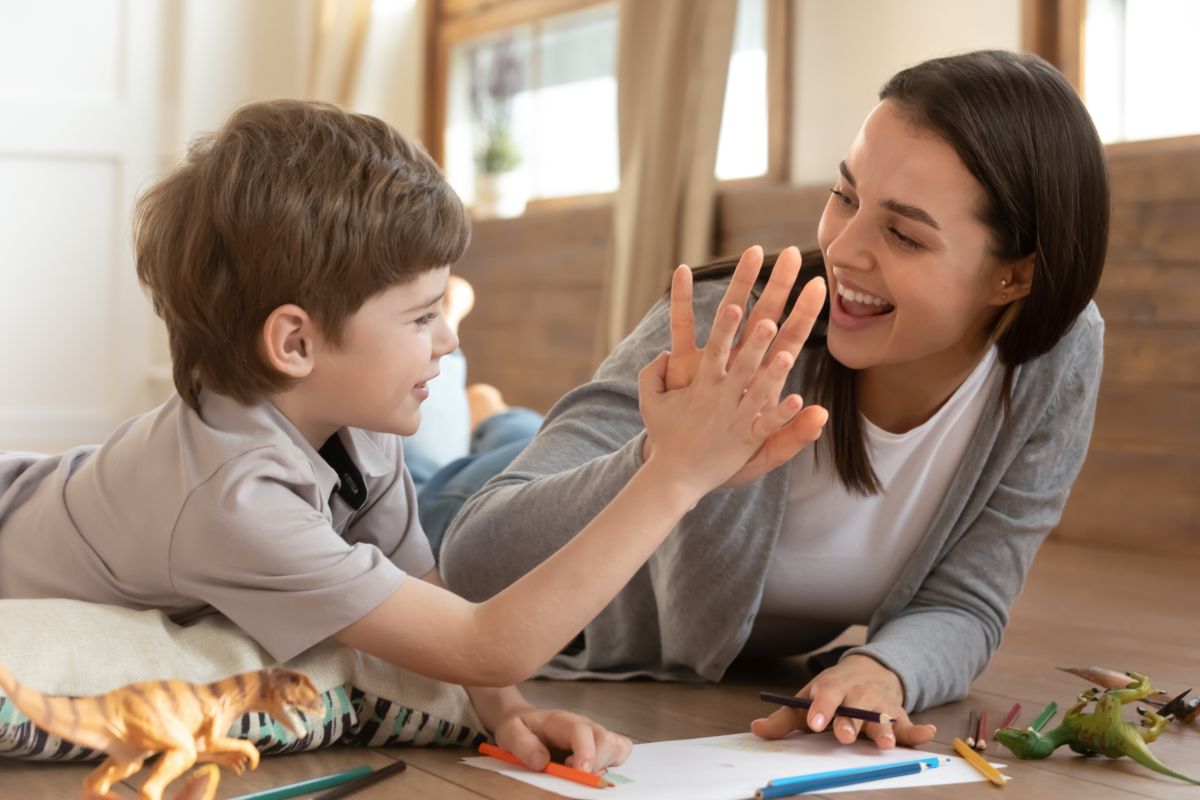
[440,280,1104,712]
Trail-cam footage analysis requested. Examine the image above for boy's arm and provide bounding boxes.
[335,275,826,687]
[420,569,633,773]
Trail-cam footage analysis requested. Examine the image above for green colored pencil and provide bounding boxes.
[1030,701,1058,732]
[228,765,374,800]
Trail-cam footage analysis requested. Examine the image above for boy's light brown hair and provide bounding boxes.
[134,99,470,410]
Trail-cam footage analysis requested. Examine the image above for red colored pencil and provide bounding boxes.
[975,709,989,751]
[478,742,612,789]
[999,702,1021,730]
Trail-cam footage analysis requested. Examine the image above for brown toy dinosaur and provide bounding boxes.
[0,661,324,800]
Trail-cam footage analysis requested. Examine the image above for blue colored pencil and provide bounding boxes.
[755,756,943,799]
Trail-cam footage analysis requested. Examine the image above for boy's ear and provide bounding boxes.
[262,304,317,378]
[990,253,1035,305]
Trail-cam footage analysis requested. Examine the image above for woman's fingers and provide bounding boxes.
[716,245,765,322]
[893,714,938,747]
[767,274,827,366]
[750,705,810,740]
[742,246,802,340]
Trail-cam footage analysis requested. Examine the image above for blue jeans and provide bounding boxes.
[413,407,543,559]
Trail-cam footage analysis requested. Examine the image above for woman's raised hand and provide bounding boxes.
[642,245,828,488]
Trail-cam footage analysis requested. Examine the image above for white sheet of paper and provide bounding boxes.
[462,732,1007,799]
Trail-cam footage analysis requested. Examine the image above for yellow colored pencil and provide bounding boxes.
[952,737,1008,787]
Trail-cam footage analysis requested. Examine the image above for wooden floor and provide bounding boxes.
[3,538,1197,799]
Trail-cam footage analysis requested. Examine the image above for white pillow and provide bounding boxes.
[0,598,486,761]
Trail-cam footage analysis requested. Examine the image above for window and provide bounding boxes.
[716,0,769,180]
[1083,0,1200,142]
[443,4,619,210]
[428,0,786,214]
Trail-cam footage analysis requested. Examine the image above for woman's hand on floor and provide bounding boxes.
[492,706,633,774]
[750,654,937,749]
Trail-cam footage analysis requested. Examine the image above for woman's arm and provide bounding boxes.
[753,307,1105,749]
[849,310,1104,712]
[440,247,825,602]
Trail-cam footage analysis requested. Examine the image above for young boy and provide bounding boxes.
[0,101,827,779]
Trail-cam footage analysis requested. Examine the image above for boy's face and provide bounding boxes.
[307,266,458,437]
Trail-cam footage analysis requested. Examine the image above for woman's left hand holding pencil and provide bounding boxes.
[752,655,936,750]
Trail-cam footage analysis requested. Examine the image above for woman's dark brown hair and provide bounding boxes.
[694,51,1109,494]
[134,100,470,410]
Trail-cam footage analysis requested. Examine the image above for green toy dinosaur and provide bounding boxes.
[994,672,1199,785]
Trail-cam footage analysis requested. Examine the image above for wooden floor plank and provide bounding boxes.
[2,539,1196,798]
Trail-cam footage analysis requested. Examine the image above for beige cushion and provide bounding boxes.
[0,598,485,760]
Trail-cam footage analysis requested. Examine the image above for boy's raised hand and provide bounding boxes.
[641,245,828,490]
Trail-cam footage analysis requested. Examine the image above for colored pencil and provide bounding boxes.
[478,742,612,788]
[976,709,990,751]
[1030,701,1058,732]
[952,737,1009,787]
[759,691,896,724]
[311,759,407,799]
[999,702,1021,730]
[228,766,373,800]
[755,756,942,799]
[965,710,978,748]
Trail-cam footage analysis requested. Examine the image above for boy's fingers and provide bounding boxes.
[696,305,742,383]
[744,246,802,338]
[740,349,794,419]
[566,720,597,774]
[668,265,698,358]
[728,319,779,388]
[504,723,551,770]
[637,352,670,399]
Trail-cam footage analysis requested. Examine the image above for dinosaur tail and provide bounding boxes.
[1125,735,1200,785]
[0,661,114,753]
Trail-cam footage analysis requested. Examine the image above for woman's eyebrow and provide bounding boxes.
[882,199,941,231]
[841,160,941,231]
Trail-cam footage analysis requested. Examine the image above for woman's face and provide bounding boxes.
[817,100,1008,374]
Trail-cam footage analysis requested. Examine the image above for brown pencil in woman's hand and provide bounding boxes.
[759,691,895,725]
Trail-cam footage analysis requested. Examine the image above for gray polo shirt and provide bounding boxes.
[0,389,434,662]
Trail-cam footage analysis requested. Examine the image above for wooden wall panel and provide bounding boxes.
[452,204,611,413]
[449,142,1200,554]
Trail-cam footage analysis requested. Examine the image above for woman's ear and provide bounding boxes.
[261,304,317,379]
[991,254,1035,305]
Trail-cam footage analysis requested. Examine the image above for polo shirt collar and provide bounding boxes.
[196,389,395,504]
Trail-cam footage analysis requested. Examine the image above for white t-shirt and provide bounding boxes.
[755,346,1003,636]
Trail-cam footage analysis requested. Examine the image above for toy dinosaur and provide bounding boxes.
[994,671,1200,785]
[1058,665,1199,723]
[0,661,324,800]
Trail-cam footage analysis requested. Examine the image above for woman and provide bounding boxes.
[439,50,1108,750]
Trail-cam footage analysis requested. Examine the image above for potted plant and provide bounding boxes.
[470,36,528,218]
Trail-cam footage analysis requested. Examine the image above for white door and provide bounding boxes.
[0,0,170,452]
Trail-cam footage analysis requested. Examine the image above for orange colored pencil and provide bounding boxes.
[478,742,613,788]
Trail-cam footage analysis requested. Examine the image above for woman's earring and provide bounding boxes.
[1000,278,1008,301]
